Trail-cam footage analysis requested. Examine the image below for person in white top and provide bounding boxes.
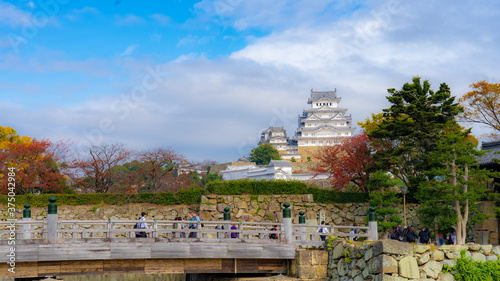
[136,212,149,238]
[317,221,329,241]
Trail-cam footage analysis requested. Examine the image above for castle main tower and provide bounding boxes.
[294,90,355,156]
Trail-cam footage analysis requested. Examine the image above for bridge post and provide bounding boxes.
[298,210,306,242]
[47,196,58,243]
[282,202,292,243]
[368,206,378,241]
[23,204,32,239]
[224,207,230,239]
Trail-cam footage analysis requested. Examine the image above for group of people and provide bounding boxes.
[389,223,432,244]
[135,211,203,238]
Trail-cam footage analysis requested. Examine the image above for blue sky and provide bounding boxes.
[1,0,500,163]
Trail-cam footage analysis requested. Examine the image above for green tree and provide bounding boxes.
[417,126,491,245]
[366,170,402,233]
[249,143,281,165]
[367,76,462,200]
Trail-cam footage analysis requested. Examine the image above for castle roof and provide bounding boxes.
[478,141,500,166]
[310,90,338,100]
[267,160,294,167]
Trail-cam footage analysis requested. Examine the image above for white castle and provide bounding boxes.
[259,89,355,161]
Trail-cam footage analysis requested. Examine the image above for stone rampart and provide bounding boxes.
[327,239,500,280]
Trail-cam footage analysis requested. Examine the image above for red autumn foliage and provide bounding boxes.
[313,132,375,193]
[0,138,67,195]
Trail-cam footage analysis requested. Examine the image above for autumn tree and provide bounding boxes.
[417,126,491,245]
[0,126,31,149]
[365,77,462,199]
[73,143,131,193]
[459,81,500,139]
[314,132,375,192]
[136,147,184,192]
[250,143,281,165]
[0,138,67,194]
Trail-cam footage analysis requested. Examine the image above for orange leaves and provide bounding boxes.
[459,80,500,135]
[0,138,66,194]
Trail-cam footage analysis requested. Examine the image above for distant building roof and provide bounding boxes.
[310,90,338,100]
[478,141,500,166]
[268,160,294,167]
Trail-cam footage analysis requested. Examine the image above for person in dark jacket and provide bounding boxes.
[405,226,418,243]
[390,225,398,240]
[419,227,430,244]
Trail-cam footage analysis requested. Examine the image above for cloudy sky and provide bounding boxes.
[1,0,499,163]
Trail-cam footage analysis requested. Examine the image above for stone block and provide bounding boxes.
[372,239,412,257]
[493,246,500,255]
[440,245,468,253]
[311,250,329,265]
[355,259,366,270]
[364,247,373,261]
[417,253,430,265]
[337,259,347,276]
[414,244,430,254]
[445,251,460,259]
[467,243,481,251]
[443,259,457,268]
[368,255,398,274]
[487,255,498,262]
[333,241,346,259]
[315,264,327,279]
[354,275,364,281]
[442,272,456,281]
[481,244,492,255]
[398,256,419,279]
[431,250,444,261]
[235,209,244,219]
[295,249,312,265]
[297,265,316,279]
[471,252,486,262]
[372,274,408,281]
[422,260,443,279]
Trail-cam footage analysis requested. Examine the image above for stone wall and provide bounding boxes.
[327,239,500,281]
[2,203,197,221]
[200,195,420,229]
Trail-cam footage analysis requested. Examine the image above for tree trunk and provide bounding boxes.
[434,217,439,245]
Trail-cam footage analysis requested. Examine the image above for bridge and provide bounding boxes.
[0,201,378,279]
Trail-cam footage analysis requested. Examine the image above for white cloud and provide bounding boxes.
[114,14,144,25]
[0,1,32,27]
[119,45,139,57]
[3,0,500,163]
[149,13,170,25]
[150,34,162,42]
[177,34,214,46]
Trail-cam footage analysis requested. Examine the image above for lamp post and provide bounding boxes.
[401,186,407,228]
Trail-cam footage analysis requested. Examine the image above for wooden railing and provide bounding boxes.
[292,224,371,246]
[0,219,285,243]
[0,219,375,245]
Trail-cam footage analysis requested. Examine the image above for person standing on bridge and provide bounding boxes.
[136,212,149,238]
[317,221,329,241]
[189,211,202,238]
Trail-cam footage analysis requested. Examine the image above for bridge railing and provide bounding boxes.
[291,223,371,246]
[0,219,284,243]
[2,199,379,244]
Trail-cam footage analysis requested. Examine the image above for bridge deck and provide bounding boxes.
[0,238,296,262]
